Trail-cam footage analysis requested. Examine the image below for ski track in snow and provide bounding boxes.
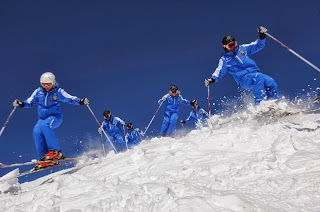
[1,105,320,212]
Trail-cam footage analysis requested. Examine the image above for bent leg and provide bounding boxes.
[264,75,279,100]
[33,119,48,158]
[105,135,116,151]
[40,116,63,151]
[239,73,266,104]
[160,112,171,136]
[127,135,141,149]
[252,73,267,104]
[239,72,277,104]
[115,134,127,151]
[166,112,178,136]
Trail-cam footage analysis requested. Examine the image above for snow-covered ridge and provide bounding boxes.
[1,104,320,212]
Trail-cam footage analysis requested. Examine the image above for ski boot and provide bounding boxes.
[32,150,65,171]
[43,150,65,161]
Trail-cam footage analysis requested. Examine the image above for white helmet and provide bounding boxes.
[40,72,56,85]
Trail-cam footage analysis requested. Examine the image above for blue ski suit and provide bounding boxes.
[101,116,126,152]
[158,92,189,136]
[22,84,81,159]
[211,38,278,104]
[185,107,209,128]
[125,128,142,149]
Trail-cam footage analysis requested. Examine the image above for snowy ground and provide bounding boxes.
[1,103,320,212]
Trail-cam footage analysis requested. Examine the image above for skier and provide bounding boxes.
[125,123,143,149]
[12,72,89,170]
[205,26,278,105]
[180,99,209,128]
[98,110,126,152]
[158,85,190,137]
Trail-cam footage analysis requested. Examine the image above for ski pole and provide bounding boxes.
[143,101,164,136]
[0,106,17,136]
[100,133,106,156]
[207,85,211,117]
[86,105,118,153]
[266,32,320,73]
[122,125,128,150]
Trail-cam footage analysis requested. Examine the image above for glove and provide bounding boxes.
[98,127,102,134]
[161,95,167,102]
[136,128,143,134]
[258,26,267,39]
[139,130,145,136]
[13,99,24,108]
[80,98,89,105]
[180,120,186,124]
[204,78,215,87]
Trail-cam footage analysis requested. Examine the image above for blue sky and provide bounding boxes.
[0,1,319,180]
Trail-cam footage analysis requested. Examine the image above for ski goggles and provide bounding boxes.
[223,41,237,51]
[127,123,133,130]
[171,89,178,94]
[41,82,53,87]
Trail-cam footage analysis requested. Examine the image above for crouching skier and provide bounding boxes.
[98,110,126,153]
[13,72,89,170]
[125,123,143,149]
[205,26,278,105]
[180,99,209,128]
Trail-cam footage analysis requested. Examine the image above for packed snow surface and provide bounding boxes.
[1,103,320,212]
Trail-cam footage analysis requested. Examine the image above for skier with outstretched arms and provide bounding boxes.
[13,72,89,170]
[205,26,278,105]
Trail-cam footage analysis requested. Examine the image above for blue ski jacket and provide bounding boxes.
[158,92,190,113]
[211,38,266,86]
[23,84,81,119]
[101,116,125,137]
[125,128,142,148]
[185,107,209,127]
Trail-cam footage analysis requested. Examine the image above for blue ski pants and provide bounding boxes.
[33,116,63,159]
[160,111,178,136]
[239,72,278,104]
[105,133,126,153]
[127,137,141,149]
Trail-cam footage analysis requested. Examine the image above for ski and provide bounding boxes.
[17,161,72,178]
[261,102,320,118]
[0,160,38,168]
[0,161,72,183]
[0,157,79,168]
[280,107,320,117]
[0,157,98,183]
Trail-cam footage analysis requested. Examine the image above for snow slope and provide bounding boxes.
[1,104,320,212]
